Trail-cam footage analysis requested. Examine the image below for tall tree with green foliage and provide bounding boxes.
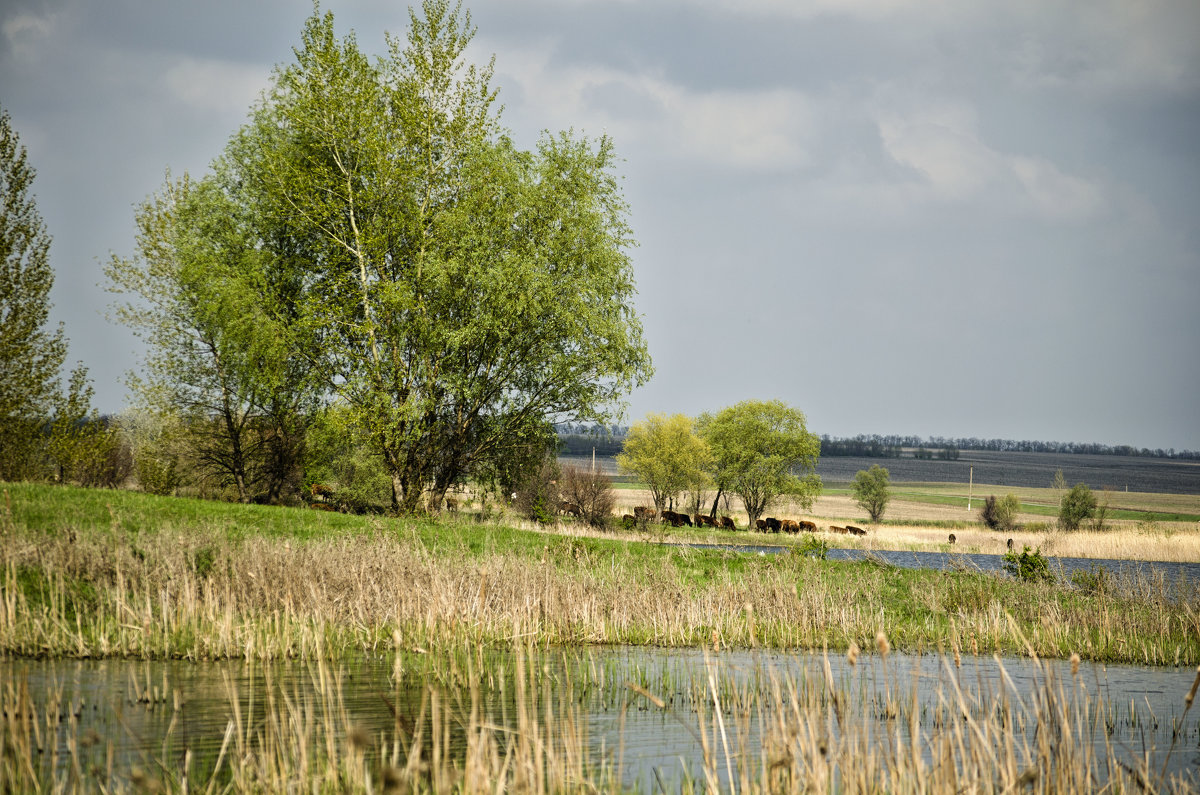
[107,173,318,502]
[617,414,710,514]
[0,106,66,480]
[223,3,650,512]
[851,464,891,522]
[699,400,821,529]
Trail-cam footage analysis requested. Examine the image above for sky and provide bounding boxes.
[2,0,1198,451]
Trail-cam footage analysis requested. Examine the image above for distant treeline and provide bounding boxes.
[818,434,1198,460]
[555,425,1198,461]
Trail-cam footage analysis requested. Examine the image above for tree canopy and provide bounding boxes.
[111,2,651,510]
[0,105,66,480]
[851,464,890,523]
[616,413,710,514]
[699,400,821,528]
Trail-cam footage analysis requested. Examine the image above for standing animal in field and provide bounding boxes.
[764,517,782,533]
[755,519,767,531]
[829,526,848,534]
[780,519,799,534]
[444,497,458,514]
[846,525,866,536]
[720,516,736,530]
[634,506,656,521]
[1006,538,1014,551]
[559,501,582,517]
[695,514,717,528]
[948,533,957,545]
[797,520,817,532]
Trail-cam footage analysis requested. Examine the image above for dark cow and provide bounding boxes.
[695,514,717,528]
[1006,538,1014,551]
[444,497,459,514]
[720,516,736,530]
[764,517,782,533]
[559,501,582,517]
[846,525,866,536]
[661,510,689,527]
[755,519,768,531]
[948,533,957,545]
[310,483,333,502]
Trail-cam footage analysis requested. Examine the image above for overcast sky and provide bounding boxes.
[3,0,1198,450]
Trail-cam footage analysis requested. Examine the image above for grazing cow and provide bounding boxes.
[829,526,849,534]
[560,501,582,517]
[756,519,768,531]
[764,517,782,533]
[679,512,693,526]
[310,483,333,503]
[846,525,866,536]
[444,497,458,514]
[695,514,717,528]
[948,533,957,545]
[1006,538,1014,551]
[720,516,736,530]
[798,520,817,532]
[661,510,689,527]
[780,519,799,534]
[634,506,656,521]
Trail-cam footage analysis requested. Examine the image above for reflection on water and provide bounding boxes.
[4,648,1199,791]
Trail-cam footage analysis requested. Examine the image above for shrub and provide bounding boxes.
[980,493,1020,532]
[1070,565,1109,595]
[796,534,828,560]
[514,457,561,525]
[137,456,180,496]
[559,465,616,529]
[1058,483,1096,531]
[1002,545,1054,582]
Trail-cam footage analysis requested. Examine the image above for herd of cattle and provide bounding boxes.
[612,505,867,536]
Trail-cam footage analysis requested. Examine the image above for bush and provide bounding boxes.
[514,457,561,525]
[137,456,180,496]
[795,534,828,560]
[559,465,615,529]
[980,493,1020,532]
[1070,565,1109,595]
[1002,545,1054,582]
[1058,483,1096,531]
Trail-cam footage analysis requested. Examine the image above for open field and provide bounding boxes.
[2,483,1199,666]
[608,484,1200,562]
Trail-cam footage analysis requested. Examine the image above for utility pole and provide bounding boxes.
[967,465,974,511]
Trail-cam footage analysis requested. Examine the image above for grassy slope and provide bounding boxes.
[1,483,1198,665]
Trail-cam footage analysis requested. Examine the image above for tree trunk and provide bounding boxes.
[708,487,724,519]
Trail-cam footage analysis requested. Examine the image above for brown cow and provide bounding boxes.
[1006,538,1014,551]
[695,514,717,528]
[780,519,799,534]
[634,506,656,520]
[559,501,582,517]
[720,516,736,530]
[755,519,768,531]
[846,525,866,536]
[948,533,957,545]
[829,526,848,534]
[798,520,817,532]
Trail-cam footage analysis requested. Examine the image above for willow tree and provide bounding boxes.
[0,106,65,480]
[617,414,710,514]
[225,2,650,512]
[700,400,822,529]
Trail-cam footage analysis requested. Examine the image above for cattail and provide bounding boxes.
[875,631,890,657]
[1070,653,1081,677]
[847,643,859,666]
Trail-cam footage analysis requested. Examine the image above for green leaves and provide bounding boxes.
[851,465,891,523]
[617,414,711,513]
[699,400,822,527]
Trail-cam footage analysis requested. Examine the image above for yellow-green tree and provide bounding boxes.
[700,400,821,529]
[617,413,710,514]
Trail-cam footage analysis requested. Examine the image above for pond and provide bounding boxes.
[4,647,1198,791]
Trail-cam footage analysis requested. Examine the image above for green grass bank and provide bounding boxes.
[2,483,1197,665]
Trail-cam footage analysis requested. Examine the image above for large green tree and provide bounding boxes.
[699,400,821,529]
[107,173,318,502]
[223,3,650,512]
[0,106,66,480]
[616,413,710,514]
[851,464,890,523]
